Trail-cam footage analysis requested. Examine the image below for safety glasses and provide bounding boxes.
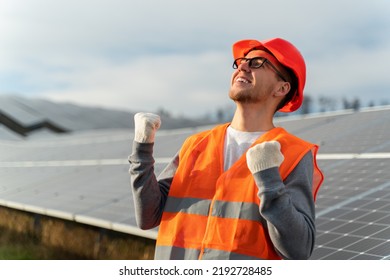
[232,57,287,82]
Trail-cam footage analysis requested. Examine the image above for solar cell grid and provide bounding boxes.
[284,109,390,154]
[312,186,390,260]
[293,110,390,259]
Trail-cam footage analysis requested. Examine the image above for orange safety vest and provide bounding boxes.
[155,123,324,260]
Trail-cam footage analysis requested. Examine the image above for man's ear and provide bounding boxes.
[274,82,291,97]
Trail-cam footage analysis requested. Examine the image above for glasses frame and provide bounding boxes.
[232,57,287,82]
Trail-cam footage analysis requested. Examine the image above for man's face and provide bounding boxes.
[229,50,286,105]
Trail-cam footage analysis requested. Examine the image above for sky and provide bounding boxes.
[1,0,389,118]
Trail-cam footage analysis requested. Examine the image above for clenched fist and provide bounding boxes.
[246,141,284,173]
[134,112,161,143]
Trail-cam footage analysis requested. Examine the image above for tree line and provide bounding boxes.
[213,95,389,123]
[156,95,389,124]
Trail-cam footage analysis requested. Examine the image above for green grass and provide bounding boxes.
[0,244,41,259]
[0,227,86,260]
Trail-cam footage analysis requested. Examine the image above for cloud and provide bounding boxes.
[38,52,232,117]
[308,40,390,102]
[1,0,390,116]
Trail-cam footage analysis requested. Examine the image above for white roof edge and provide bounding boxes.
[75,215,112,229]
[274,105,390,123]
[317,152,390,160]
[112,222,158,240]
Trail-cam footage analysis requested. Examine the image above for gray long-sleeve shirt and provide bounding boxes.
[129,140,316,260]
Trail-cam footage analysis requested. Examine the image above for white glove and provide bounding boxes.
[246,141,284,173]
[134,112,161,143]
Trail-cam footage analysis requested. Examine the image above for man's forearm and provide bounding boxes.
[129,141,179,229]
[253,152,316,259]
[129,141,168,229]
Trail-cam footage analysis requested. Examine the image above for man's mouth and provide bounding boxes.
[236,77,251,84]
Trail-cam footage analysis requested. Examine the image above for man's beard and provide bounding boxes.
[229,88,262,104]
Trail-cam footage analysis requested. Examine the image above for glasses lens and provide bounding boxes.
[249,57,265,68]
[233,57,266,69]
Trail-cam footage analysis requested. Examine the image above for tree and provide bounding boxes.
[342,97,361,111]
[300,95,313,115]
[318,96,337,112]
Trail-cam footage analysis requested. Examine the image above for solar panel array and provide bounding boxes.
[0,95,210,138]
[275,108,390,260]
[0,95,134,132]
[0,106,389,259]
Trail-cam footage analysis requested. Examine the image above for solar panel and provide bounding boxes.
[0,95,209,136]
[311,157,390,260]
[0,95,45,125]
[0,125,23,140]
[0,106,389,259]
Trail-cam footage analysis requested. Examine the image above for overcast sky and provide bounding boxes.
[1,0,389,117]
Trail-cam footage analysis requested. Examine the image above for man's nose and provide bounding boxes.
[238,60,251,72]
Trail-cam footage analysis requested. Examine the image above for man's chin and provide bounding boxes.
[229,92,257,104]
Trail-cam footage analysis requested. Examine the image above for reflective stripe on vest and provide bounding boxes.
[164,197,261,221]
[156,246,263,260]
[155,123,324,260]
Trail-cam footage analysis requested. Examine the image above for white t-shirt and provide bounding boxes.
[224,126,264,171]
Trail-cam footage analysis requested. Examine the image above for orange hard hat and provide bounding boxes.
[232,38,306,113]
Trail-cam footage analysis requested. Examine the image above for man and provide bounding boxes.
[129,38,324,260]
